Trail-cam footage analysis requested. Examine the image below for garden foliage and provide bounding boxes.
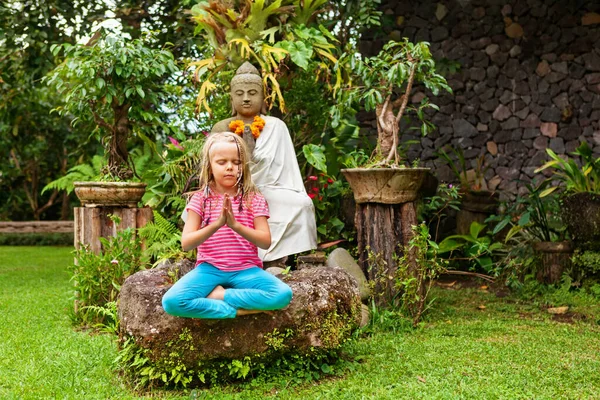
[71,219,148,326]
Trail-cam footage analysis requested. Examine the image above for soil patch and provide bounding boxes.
[436,273,509,297]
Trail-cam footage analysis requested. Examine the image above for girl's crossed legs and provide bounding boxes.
[162,262,293,319]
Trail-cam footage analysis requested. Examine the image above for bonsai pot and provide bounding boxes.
[74,181,147,208]
[456,189,499,235]
[562,192,600,248]
[340,168,430,204]
[532,241,573,284]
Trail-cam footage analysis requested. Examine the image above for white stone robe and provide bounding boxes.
[251,116,317,261]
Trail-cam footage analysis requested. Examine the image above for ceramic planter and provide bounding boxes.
[340,167,430,204]
[73,181,147,208]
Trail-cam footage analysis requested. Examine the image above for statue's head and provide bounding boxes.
[230,62,266,118]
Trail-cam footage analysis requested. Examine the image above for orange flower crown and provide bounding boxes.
[229,116,265,139]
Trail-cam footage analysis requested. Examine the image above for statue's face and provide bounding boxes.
[231,83,263,118]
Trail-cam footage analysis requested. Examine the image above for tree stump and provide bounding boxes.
[73,206,153,253]
[355,201,419,305]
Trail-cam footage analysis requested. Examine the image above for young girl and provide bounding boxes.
[162,132,293,319]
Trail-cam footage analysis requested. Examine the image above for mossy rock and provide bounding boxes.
[117,260,362,385]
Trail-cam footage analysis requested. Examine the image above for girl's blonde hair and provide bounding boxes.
[195,132,258,203]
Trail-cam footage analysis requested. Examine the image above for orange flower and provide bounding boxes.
[229,120,245,135]
[253,115,265,130]
[250,125,261,138]
[229,116,266,139]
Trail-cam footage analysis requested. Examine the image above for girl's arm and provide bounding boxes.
[181,209,226,251]
[228,215,271,249]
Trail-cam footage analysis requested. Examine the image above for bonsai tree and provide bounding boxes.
[46,31,179,180]
[332,39,451,166]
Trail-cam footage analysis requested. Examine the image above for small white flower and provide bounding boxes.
[111,259,119,265]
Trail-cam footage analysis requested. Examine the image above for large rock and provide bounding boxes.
[326,248,370,301]
[118,259,362,366]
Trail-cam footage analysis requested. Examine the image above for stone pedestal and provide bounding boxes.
[74,206,153,253]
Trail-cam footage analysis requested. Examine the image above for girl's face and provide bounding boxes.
[209,141,242,194]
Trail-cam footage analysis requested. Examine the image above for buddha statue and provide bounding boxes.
[211,62,317,264]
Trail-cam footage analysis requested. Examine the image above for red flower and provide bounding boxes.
[311,187,319,193]
[324,184,328,189]
[308,175,318,181]
[327,178,334,184]
[168,136,184,151]
[308,193,316,199]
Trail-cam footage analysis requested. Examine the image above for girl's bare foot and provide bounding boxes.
[207,285,226,300]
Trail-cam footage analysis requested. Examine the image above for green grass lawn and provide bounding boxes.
[1,246,600,399]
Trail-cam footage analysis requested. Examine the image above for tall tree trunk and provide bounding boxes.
[109,103,132,180]
[355,201,418,306]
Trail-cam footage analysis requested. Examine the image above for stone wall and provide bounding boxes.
[359,0,600,199]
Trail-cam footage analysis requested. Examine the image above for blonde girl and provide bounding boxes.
[162,132,293,319]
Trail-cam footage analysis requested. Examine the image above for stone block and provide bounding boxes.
[549,137,565,153]
[327,248,370,302]
[540,122,558,138]
[540,107,561,122]
[520,114,541,128]
[452,118,478,137]
[493,104,512,121]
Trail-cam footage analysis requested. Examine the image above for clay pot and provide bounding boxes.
[74,181,146,208]
[340,168,430,204]
[532,241,573,284]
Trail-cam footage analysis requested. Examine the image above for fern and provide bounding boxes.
[80,301,119,334]
[42,155,105,194]
[139,210,186,263]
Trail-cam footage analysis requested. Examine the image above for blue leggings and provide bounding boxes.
[162,262,293,319]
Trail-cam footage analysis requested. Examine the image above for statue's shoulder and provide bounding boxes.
[212,118,235,133]
[263,115,286,128]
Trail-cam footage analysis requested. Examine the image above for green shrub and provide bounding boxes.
[71,226,148,326]
[571,250,600,281]
[117,331,346,389]
[0,232,73,246]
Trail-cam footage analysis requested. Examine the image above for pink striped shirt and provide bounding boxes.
[186,190,270,271]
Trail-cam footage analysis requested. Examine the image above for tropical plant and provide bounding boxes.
[535,141,600,195]
[332,39,451,167]
[303,173,350,243]
[141,135,207,215]
[45,31,180,181]
[138,210,189,264]
[491,181,567,243]
[71,223,148,326]
[438,221,503,276]
[438,147,489,192]
[41,155,106,195]
[421,183,462,241]
[190,0,340,113]
[395,223,448,326]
